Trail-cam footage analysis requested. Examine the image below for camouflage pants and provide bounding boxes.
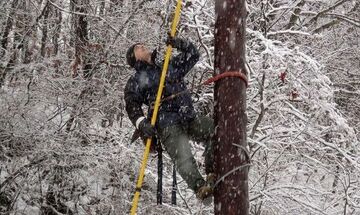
[158,116,214,192]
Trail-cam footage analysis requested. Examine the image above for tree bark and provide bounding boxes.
[72,0,92,79]
[21,0,32,65]
[40,1,50,58]
[214,0,249,214]
[0,0,19,59]
[66,0,92,133]
[99,0,106,16]
[53,7,62,56]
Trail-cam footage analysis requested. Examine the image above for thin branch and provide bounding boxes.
[193,14,213,68]
[267,29,311,36]
[47,0,124,40]
[110,0,156,45]
[250,72,266,140]
[266,1,301,33]
[312,19,340,33]
[213,163,252,189]
[305,0,350,27]
[335,89,360,97]
[176,183,193,215]
[323,13,360,28]
[0,156,47,192]
[285,0,305,29]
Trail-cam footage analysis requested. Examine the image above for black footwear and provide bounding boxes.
[196,184,213,200]
[195,173,216,201]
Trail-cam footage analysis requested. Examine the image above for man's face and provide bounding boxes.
[134,44,151,61]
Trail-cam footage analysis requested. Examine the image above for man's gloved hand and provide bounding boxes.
[165,32,183,48]
[138,118,156,139]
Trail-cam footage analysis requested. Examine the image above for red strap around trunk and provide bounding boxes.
[202,71,248,87]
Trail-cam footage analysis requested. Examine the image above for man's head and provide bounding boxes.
[126,43,152,67]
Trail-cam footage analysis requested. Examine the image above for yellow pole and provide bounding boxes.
[130,0,182,214]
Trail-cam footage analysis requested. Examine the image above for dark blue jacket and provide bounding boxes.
[124,39,200,129]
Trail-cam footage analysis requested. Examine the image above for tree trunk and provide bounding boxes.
[72,0,92,79]
[213,0,249,214]
[53,7,62,56]
[66,0,92,133]
[0,0,19,59]
[40,2,50,58]
[99,0,106,16]
[0,0,19,88]
[21,0,32,65]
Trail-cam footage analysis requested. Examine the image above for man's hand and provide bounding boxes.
[165,33,183,48]
[138,118,156,139]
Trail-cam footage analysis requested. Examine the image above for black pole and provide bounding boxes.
[171,164,177,205]
[156,138,163,205]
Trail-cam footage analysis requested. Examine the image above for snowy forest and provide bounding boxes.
[0,0,359,214]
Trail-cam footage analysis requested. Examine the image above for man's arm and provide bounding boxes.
[169,38,200,77]
[124,76,145,128]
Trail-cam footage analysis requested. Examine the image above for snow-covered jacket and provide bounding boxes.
[124,39,200,129]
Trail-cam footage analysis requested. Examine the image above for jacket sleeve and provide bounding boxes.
[170,38,200,77]
[124,76,144,127]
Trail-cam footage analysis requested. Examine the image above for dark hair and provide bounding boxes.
[126,43,141,68]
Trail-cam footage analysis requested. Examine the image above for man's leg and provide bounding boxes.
[188,116,214,174]
[159,124,205,192]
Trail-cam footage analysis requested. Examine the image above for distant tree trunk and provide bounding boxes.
[40,1,50,58]
[213,0,249,215]
[99,0,106,16]
[0,0,19,59]
[0,54,16,88]
[66,0,93,133]
[0,0,19,87]
[52,6,62,75]
[53,8,62,56]
[71,0,92,79]
[1,0,32,86]
[17,0,32,64]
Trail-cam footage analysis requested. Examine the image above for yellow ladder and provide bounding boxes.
[130,0,183,214]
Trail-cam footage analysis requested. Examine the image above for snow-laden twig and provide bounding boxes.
[324,13,360,28]
[267,30,311,36]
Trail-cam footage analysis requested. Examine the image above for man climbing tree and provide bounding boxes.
[214,0,249,214]
[124,36,215,200]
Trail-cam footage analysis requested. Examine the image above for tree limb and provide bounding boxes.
[305,0,351,27]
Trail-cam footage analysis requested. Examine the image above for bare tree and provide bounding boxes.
[214,0,249,214]
[40,1,51,58]
[0,0,19,87]
[0,0,19,59]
